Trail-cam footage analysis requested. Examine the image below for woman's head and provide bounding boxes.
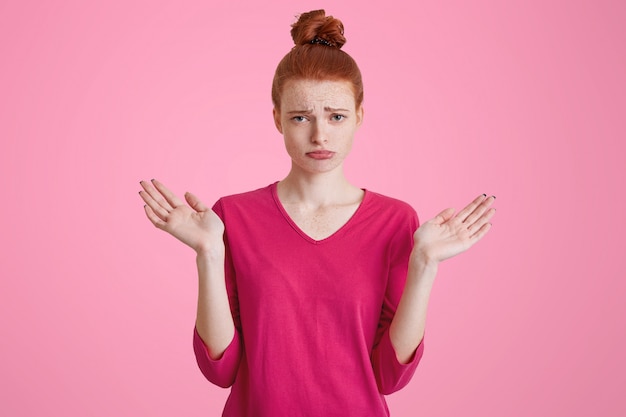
[271,10,363,110]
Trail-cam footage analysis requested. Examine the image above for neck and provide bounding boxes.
[278,165,359,207]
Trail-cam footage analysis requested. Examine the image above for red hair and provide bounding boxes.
[271,10,364,109]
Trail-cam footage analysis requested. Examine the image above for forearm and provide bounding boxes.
[195,249,236,360]
[389,254,438,363]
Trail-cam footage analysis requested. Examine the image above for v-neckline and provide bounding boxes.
[270,181,369,245]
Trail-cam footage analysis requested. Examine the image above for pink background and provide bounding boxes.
[1,0,624,415]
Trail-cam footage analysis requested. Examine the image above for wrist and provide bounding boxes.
[195,243,225,261]
[410,247,439,269]
[406,253,439,289]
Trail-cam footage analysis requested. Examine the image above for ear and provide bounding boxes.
[355,105,364,128]
[273,108,283,134]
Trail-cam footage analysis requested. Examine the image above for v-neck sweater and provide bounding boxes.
[193,182,424,416]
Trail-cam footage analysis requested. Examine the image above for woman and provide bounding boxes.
[139,10,495,416]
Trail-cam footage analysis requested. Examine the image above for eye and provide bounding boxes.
[291,116,308,123]
[331,114,346,122]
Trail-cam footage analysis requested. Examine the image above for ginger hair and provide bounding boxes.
[271,10,364,109]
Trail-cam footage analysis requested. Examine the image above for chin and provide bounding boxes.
[306,163,344,175]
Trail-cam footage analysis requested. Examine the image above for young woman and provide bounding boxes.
[139,10,495,416]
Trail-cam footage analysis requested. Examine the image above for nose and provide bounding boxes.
[310,120,328,145]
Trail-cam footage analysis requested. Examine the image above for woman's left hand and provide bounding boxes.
[412,194,496,264]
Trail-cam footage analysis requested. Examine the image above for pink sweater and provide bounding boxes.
[193,183,424,416]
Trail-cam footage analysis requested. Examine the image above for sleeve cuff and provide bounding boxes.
[193,326,242,388]
[372,329,424,394]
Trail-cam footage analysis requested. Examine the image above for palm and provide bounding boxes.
[413,194,495,263]
[162,204,224,249]
[139,179,224,253]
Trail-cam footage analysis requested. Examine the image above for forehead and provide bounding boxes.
[281,79,356,110]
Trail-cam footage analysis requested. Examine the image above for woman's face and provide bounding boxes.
[273,79,363,176]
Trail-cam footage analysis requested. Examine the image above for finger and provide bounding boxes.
[469,220,493,242]
[433,207,456,225]
[151,179,185,209]
[184,192,209,212]
[140,180,175,212]
[467,207,496,235]
[139,189,169,221]
[463,195,496,226]
[144,204,166,229]
[456,194,488,223]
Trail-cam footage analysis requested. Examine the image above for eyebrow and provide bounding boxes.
[286,107,350,114]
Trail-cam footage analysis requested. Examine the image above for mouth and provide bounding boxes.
[306,150,335,160]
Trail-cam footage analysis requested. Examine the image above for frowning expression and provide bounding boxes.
[273,79,363,175]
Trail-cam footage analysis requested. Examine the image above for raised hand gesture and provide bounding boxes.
[139,179,224,254]
[412,194,496,264]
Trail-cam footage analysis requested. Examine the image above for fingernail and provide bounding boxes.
[492,195,496,199]
[482,193,486,197]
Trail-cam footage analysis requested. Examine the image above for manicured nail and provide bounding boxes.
[482,193,487,197]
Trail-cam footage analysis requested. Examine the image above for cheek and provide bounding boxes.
[282,132,300,154]
[283,126,307,143]
[340,127,357,146]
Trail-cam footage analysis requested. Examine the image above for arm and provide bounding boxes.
[139,179,235,358]
[390,194,496,363]
[193,226,243,387]
[195,248,235,359]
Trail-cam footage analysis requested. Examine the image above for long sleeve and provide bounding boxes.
[193,326,242,388]
[192,200,243,388]
[371,209,424,394]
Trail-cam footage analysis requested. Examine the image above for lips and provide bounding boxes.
[306,150,335,160]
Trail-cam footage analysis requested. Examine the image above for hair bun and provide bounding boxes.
[290,9,346,49]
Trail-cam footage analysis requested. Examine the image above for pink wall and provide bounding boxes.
[1,1,624,415]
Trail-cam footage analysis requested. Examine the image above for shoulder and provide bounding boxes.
[212,183,277,220]
[364,190,419,227]
[366,190,416,213]
[218,183,275,205]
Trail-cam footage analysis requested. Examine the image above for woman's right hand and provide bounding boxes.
[139,179,225,255]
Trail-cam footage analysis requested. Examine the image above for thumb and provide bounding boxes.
[433,207,456,225]
[184,192,208,212]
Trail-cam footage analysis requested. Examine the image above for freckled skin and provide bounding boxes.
[273,79,365,240]
[284,202,361,241]
[273,79,363,177]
